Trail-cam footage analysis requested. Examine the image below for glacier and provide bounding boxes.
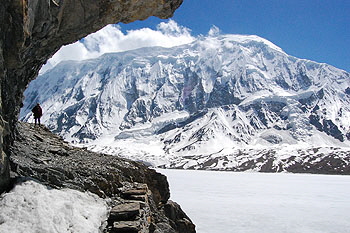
[20,33,350,172]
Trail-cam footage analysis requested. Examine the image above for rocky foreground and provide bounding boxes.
[9,122,195,233]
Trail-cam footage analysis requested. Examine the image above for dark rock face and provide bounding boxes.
[10,122,195,232]
[163,201,196,233]
[309,115,344,142]
[0,0,182,193]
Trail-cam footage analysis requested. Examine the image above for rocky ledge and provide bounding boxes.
[9,122,195,233]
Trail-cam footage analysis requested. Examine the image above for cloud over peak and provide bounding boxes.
[40,20,195,74]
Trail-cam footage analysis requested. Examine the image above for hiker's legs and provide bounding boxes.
[38,117,41,126]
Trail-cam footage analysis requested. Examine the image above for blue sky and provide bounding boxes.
[121,0,349,72]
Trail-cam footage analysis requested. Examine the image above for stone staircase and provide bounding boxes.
[106,183,153,233]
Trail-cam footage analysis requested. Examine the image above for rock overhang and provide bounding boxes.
[0,0,183,193]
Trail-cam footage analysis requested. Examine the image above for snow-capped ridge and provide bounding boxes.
[21,32,350,171]
[221,34,286,54]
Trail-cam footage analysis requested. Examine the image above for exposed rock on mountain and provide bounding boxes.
[0,0,182,192]
[10,122,195,232]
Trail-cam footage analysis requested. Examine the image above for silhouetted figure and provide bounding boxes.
[32,103,43,126]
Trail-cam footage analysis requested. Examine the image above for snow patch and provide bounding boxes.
[0,180,108,233]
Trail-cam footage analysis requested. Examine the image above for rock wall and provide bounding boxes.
[0,0,182,192]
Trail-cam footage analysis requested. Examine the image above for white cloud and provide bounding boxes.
[40,20,195,74]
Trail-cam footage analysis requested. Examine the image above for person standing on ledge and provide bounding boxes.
[32,103,43,126]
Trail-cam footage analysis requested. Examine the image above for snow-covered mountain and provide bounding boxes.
[20,34,350,172]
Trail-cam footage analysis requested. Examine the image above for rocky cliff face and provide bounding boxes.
[10,122,195,232]
[0,0,182,192]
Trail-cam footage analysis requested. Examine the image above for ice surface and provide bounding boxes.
[0,180,108,233]
[159,169,350,233]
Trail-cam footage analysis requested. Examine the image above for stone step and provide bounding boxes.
[127,194,147,202]
[121,186,149,202]
[122,188,148,196]
[111,221,140,233]
[109,202,140,222]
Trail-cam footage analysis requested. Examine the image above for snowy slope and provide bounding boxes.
[20,34,350,171]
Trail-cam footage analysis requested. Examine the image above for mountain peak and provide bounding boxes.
[21,33,350,170]
[223,34,285,54]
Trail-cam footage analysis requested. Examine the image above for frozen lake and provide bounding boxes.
[158,169,350,233]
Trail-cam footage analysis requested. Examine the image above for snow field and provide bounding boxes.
[159,169,350,233]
